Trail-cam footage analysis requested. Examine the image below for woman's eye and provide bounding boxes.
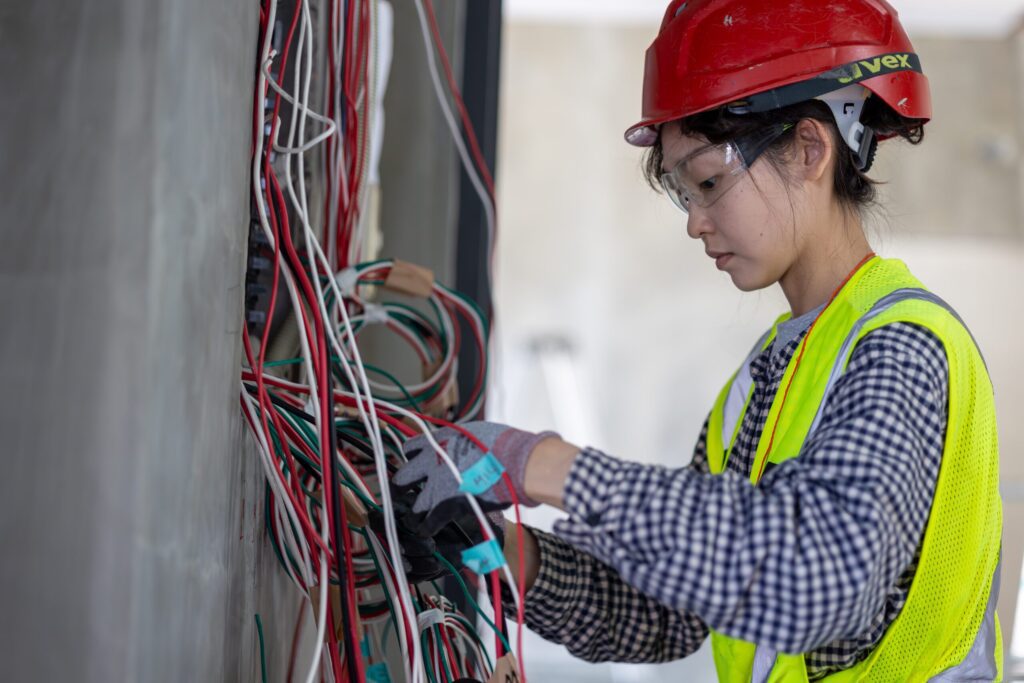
[699,176,718,191]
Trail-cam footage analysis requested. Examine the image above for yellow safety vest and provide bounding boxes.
[704,257,1002,682]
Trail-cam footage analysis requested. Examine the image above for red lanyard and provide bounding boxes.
[753,252,877,483]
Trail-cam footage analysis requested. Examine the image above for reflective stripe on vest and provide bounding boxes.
[719,329,773,457]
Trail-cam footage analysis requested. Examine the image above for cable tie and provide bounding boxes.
[416,608,446,633]
[335,266,360,297]
[363,303,390,325]
[458,452,505,495]
[461,539,507,576]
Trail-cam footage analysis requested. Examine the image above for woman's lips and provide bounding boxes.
[707,251,734,270]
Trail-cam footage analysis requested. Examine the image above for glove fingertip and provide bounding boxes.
[401,446,425,461]
[391,470,412,487]
[410,495,432,516]
[392,464,425,487]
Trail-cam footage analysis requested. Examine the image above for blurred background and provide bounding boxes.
[492,0,1024,680]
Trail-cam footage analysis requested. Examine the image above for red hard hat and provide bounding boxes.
[625,0,932,146]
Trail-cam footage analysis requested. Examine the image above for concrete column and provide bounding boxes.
[0,2,299,680]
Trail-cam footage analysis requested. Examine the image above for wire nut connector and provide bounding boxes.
[362,303,390,325]
[335,267,361,298]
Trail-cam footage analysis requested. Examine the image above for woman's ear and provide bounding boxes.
[793,118,833,184]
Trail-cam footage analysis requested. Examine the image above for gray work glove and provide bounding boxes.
[392,422,558,536]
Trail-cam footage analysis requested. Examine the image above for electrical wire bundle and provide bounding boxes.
[241,1,522,682]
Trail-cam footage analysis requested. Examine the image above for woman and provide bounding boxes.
[394,0,1003,680]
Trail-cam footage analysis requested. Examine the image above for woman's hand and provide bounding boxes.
[392,421,561,535]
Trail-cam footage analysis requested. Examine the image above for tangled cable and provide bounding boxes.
[242,1,518,682]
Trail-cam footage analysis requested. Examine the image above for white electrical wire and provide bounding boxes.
[275,3,427,680]
[409,0,496,279]
[245,371,522,615]
[241,384,315,587]
[342,301,457,395]
[242,381,328,683]
[366,530,413,668]
[250,3,331,680]
[262,56,338,154]
[248,3,508,680]
[341,389,522,611]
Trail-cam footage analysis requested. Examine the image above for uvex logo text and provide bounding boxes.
[838,53,915,84]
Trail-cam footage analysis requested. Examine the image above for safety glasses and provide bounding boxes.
[660,123,793,214]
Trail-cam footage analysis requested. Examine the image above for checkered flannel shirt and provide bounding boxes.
[512,321,948,680]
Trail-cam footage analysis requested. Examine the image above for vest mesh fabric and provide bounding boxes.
[833,300,1002,681]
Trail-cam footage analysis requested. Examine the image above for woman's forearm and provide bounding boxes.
[522,436,580,509]
[503,523,541,590]
[500,436,578,590]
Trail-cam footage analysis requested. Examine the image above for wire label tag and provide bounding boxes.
[366,664,391,683]
[458,452,506,495]
[361,635,392,682]
[461,539,506,575]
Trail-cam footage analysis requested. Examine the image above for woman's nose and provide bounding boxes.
[686,205,713,240]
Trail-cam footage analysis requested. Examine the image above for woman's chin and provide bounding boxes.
[727,267,773,293]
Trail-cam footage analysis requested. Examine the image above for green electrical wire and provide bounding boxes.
[263,354,425,408]
[446,612,495,672]
[255,614,268,683]
[420,630,440,683]
[349,527,405,667]
[433,624,456,683]
[432,554,512,654]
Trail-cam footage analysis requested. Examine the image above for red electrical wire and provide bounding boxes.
[420,416,528,675]
[255,2,365,678]
[248,0,507,676]
[754,252,876,483]
[439,624,463,680]
[419,0,496,199]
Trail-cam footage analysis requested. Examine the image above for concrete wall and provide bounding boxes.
[0,2,303,680]
[494,20,1024,680]
[874,37,1022,240]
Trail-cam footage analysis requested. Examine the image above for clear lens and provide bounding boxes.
[660,142,748,215]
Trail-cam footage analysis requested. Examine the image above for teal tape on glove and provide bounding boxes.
[458,452,506,495]
[461,538,507,575]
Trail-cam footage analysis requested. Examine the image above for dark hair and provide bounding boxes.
[643,97,925,213]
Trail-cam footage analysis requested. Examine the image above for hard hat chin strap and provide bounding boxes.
[815,84,877,172]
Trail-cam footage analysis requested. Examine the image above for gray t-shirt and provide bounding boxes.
[770,303,826,362]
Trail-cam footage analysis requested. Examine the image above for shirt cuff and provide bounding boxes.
[501,527,587,632]
[562,446,636,529]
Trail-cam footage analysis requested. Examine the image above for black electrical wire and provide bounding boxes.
[322,371,361,682]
